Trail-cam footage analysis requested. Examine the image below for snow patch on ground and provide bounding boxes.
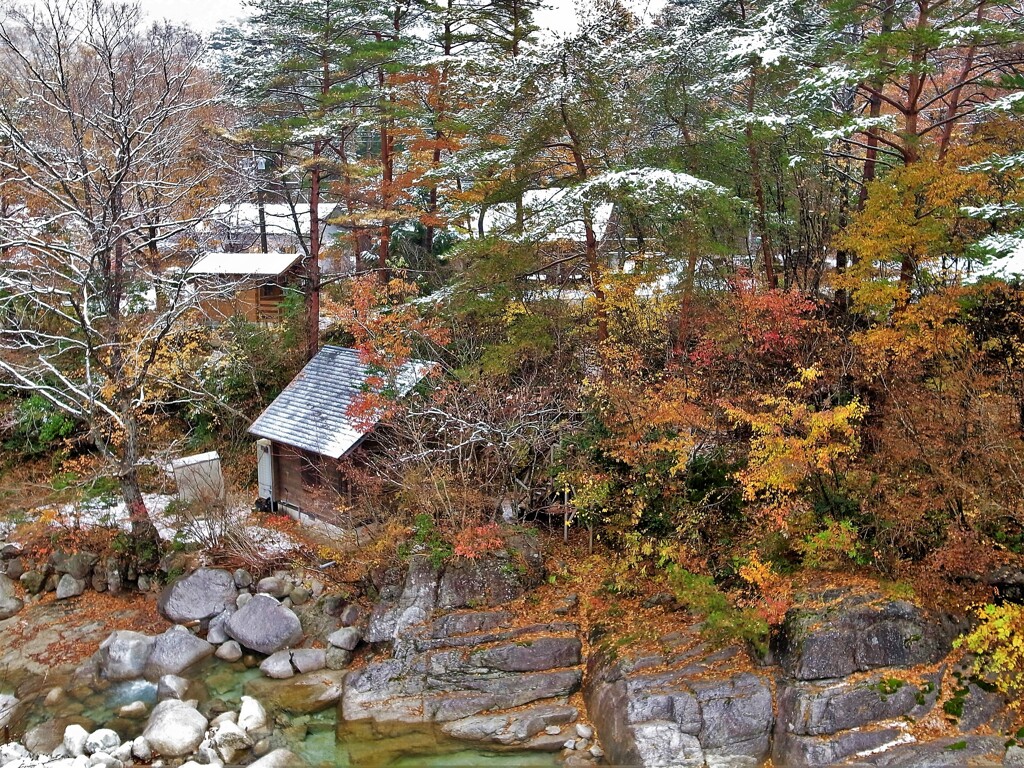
[44,494,298,554]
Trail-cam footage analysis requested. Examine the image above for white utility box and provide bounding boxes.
[171,450,226,503]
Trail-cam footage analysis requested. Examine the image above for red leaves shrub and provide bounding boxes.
[453,522,505,560]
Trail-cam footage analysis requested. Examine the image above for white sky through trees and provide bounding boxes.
[137,0,663,34]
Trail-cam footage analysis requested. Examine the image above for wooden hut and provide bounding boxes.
[188,252,303,324]
[248,345,431,518]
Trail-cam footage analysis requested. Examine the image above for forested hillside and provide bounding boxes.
[3,0,1024,714]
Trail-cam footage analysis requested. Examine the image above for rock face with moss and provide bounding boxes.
[365,537,544,644]
[344,608,582,726]
[586,590,1012,768]
[777,591,958,681]
[584,632,775,768]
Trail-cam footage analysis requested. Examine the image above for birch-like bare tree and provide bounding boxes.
[0,0,232,553]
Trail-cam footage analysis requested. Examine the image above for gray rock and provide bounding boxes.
[1005,745,1024,766]
[0,542,21,558]
[326,647,351,670]
[212,719,252,764]
[91,570,107,593]
[84,730,120,756]
[292,648,326,674]
[131,737,152,762]
[97,630,156,681]
[112,743,133,764]
[245,670,347,715]
[157,568,237,624]
[50,550,98,579]
[215,641,243,662]
[290,587,311,606]
[137,574,151,592]
[0,743,30,765]
[237,592,252,608]
[576,723,594,739]
[260,651,295,679]
[256,577,289,598]
[226,594,303,655]
[87,752,120,768]
[441,705,578,745]
[777,673,939,741]
[142,700,208,757]
[64,725,90,757]
[846,735,1004,766]
[207,609,234,644]
[365,555,441,643]
[237,696,268,737]
[779,592,954,681]
[584,645,772,768]
[56,574,86,600]
[233,569,252,589]
[0,575,24,619]
[327,627,362,651]
[436,533,544,611]
[956,680,1011,733]
[145,626,215,677]
[0,694,18,731]
[4,557,24,581]
[156,674,190,701]
[247,749,301,768]
[117,700,148,719]
[101,559,121,596]
[339,603,361,627]
[19,570,45,595]
[343,621,583,724]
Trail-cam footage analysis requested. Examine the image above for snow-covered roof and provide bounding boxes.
[248,345,433,459]
[200,203,339,237]
[482,188,615,242]
[188,252,302,276]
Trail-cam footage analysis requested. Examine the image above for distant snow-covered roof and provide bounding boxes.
[200,203,339,237]
[248,345,433,459]
[189,252,302,276]
[482,188,615,242]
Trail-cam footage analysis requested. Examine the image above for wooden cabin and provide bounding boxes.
[188,252,303,324]
[248,345,432,520]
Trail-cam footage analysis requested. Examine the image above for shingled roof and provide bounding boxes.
[248,345,432,458]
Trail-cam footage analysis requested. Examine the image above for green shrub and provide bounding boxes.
[668,566,769,654]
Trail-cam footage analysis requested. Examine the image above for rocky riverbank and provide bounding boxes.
[2,537,1023,767]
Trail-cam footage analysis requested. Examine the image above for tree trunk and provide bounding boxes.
[744,69,777,289]
[307,148,322,360]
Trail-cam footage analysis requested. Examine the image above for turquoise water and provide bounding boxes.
[15,658,560,768]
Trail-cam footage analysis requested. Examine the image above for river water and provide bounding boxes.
[8,656,560,768]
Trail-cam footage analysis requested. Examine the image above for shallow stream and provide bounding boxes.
[7,657,560,768]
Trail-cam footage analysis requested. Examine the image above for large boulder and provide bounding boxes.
[157,568,238,624]
[142,700,208,757]
[226,594,303,655]
[0,694,19,730]
[436,533,544,611]
[144,626,215,677]
[773,672,942,766]
[365,542,544,644]
[777,591,955,681]
[55,574,86,600]
[97,630,156,681]
[0,574,24,620]
[365,555,440,644]
[344,615,583,724]
[440,704,578,745]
